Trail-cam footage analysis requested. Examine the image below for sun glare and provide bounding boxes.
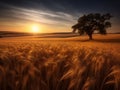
[31,25,40,33]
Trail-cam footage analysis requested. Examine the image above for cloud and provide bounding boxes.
[0,2,77,27]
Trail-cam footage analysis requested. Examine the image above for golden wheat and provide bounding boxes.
[0,40,120,90]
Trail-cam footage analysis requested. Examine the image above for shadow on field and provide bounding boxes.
[93,38,120,43]
[76,38,120,43]
[37,35,79,38]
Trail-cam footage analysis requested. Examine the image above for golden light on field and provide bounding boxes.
[31,24,40,33]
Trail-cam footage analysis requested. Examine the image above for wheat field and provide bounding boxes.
[0,34,120,90]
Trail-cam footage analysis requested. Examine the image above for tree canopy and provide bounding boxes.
[72,13,112,40]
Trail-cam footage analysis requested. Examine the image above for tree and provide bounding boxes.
[72,13,112,40]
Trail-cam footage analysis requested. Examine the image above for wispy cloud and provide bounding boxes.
[0,3,76,27]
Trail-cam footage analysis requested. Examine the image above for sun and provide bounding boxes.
[31,25,40,33]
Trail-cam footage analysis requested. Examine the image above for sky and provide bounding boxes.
[0,0,120,33]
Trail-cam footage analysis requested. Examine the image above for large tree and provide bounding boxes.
[72,13,112,40]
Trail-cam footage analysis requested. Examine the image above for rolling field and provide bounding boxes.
[0,34,120,90]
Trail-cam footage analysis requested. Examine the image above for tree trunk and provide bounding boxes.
[89,34,93,40]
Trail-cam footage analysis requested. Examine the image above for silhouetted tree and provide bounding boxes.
[72,13,112,40]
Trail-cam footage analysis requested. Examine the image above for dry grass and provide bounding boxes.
[0,34,120,90]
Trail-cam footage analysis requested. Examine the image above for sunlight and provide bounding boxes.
[31,24,40,33]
